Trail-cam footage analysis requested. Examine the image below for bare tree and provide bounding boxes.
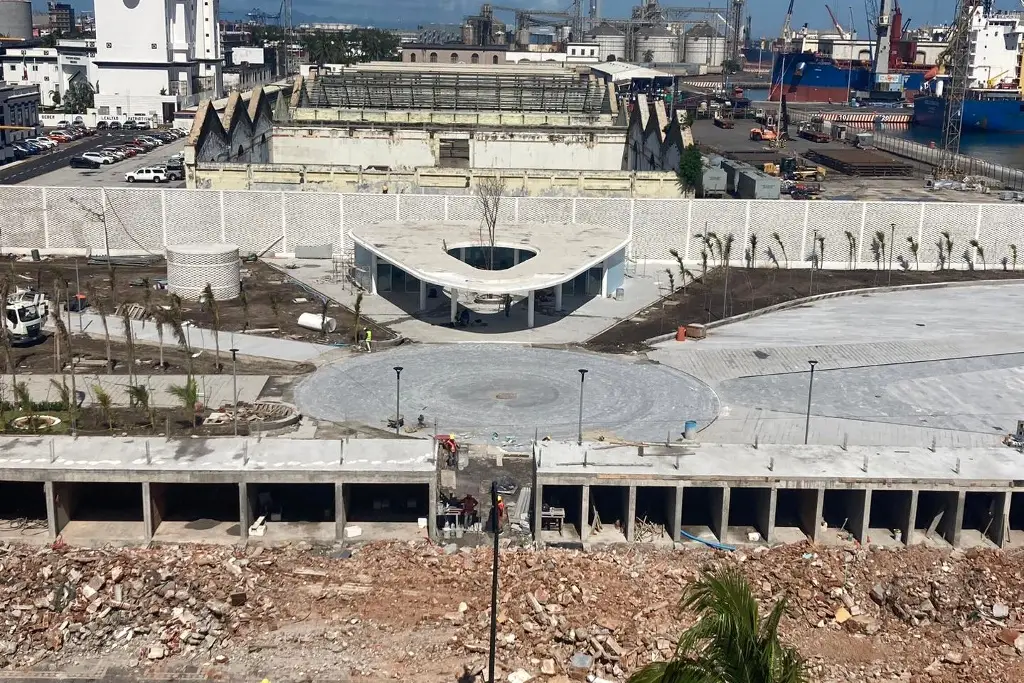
[119,306,137,400]
[86,284,113,373]
[0,278,17,407]
[51,280,77,433]
[475,176,505,270]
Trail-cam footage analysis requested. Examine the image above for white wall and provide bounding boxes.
[95,0,173,65]
[94,66,172,117]
[471,132,625,171]
[272,131,436,169]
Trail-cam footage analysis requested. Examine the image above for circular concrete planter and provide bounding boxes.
[11,415,62,431]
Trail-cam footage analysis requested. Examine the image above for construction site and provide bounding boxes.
[3,1,1024,683]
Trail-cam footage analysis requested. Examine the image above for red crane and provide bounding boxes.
[825,4,846,37]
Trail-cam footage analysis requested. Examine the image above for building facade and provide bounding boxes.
[93,0,223,122]
[0,39,95,108]
[0,83,40,163]
[401,43,508,64]
[47,2,74,34]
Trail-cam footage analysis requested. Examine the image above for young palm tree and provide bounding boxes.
[50,378,72,416]
[138,277,166,370]
[664,269,675,292]
[92,384,113,431]
[720,233,735,317]
[870,236,882,270]
[935,239,946,270]
[874,230,887,269]
[168,376,199,430]
[120,307,137,400]
[49,292,77,432]
[843,230,856,270]
[201,283,221,372]
[0,278,17,399]
[628,568,805,683]
[747,234,758,269]
[239,285,250,332]
[1011,244,1018,271]
[167,293,193,375]
[941,231,954,268]
[86,284,113,373]
[127,384,153,430]
[351,291,363,344]
[816,234,825,269]
[771,232,788,269]
[906,236,920,270]
[669,248,696,297]
[969,239,986,270]
[13,382,36,432]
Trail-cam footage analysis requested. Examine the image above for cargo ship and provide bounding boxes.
[912,90,1024,134]
[768,53,928,102]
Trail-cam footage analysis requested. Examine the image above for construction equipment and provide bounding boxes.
[780,0,796,44]
[825,4,848,38]
[5,289,49,343]
[714,114,735,129]
[781,156,827,181]
[750,126,777,142]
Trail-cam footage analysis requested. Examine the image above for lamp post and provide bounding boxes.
[887,222,895,286]
[393,366,403,436]
[804,360,818,445]
[229,347,239,436]
[577,369,588,446]
[487,480,500,683]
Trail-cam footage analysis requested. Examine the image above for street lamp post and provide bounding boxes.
[487,480,500,683]
[393,366,403,436]
[804,360,818,445]
[577,369,588,446]
[888,222,895,286]
[229,347,239,436]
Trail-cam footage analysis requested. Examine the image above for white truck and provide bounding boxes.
[5,290,48,343]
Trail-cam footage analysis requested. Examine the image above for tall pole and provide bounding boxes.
[804,360,818,445]
[810,228,817,295]
[887,222,895,285]
[487,480,499,683]
[230,347,239,436]
[577,369,588,446]
[393,366,403,436]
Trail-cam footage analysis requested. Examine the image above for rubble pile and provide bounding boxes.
[2,541,1024,682]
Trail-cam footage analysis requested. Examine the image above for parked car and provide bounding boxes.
[108,121,122,129]
[135,120,151,130]
[81,151,114,165]
[138,135,163,146]
[11,143,34,157]
[123,144,146,155]
[21,141,43,154]
[56,120,69,128]
[96,121,109,130]
[125,167,167,183]
[29,137,56,149]
[101,147,127,160]
[158,160,184,181]
[69,156,101,169]
[132,139,156,150]
[123,120,137,130]
[118,146,138,157]
[10,146,26,161]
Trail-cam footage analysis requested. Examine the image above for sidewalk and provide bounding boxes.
[5,373,270,408]
[54,312,331,363]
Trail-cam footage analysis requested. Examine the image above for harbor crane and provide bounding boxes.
[825,4,848,38]
[937,0,980,179]
[780,0,796,43]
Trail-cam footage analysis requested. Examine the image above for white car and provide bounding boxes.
[101,147,127,160]
[29,137,56,149]
[125,167,167,183]
[81,151,114,165]
[138,136,163,146]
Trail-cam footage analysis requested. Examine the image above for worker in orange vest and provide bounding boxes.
[496,495,506,532]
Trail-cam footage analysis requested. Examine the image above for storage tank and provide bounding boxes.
[635,25,677,64]
[0,0,31,40]
[683,22,726,67]
[166,243,241,300]
[587,22,626,62]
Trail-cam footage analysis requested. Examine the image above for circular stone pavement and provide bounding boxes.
[295,345,719,446]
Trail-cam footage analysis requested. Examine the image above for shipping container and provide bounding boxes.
[736,169,781,200]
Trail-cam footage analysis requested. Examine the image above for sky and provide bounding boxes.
[33,0,1023,36]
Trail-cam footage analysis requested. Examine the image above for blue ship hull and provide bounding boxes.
[769,52,927,102]
[913,95,1024,133]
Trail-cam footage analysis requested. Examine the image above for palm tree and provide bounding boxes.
[127,384,153,430]
[86,284,113,373]
[843,230,856,270]
[120,307,137,401]
[746,234,758,269]
[140,280,167,371]
[168,376,199,430]
[771,233,788,269]
[167,293,192,375]
[201,283,221,372]
[13,382,34,432]
[92,384,113,431]
[941,231,954,268]
[1011,244,1018,271]
[874,230,887,270]
[239,286,250,333]
[935,239,946,270]
[352,291,363,344]
[720,233,735,317]
[50,290,77,433]
[628,568,805,683]
[870,235,882,270]
[906,236,919,270]
[669,248,696,297]
[816,234,825,269]
[969,239,986,270]
[0,278,17,400]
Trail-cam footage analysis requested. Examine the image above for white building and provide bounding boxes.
[0,83,40,164]
[93,0,223,123]
[0,39,95,108]
[966,7,1024,88]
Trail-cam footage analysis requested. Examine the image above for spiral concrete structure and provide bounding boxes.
[166,243,240,300]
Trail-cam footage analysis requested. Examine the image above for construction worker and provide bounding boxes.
[496,495,506,532]
[363,327,372,352]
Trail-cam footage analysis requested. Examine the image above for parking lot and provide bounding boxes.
[1,130,187,188]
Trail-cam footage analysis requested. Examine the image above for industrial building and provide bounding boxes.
[0,0,31,41]
[0,38,95,108]
[0,82,39,164]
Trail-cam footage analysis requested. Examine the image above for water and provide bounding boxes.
[878,125,1024,170]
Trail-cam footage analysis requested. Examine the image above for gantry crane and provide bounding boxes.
[937,0,980,179]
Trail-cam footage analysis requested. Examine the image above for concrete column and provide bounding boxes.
[419,280,427,311]
[369,254,378,295]
[625,485,637,542]
[711,486,730,543]
[555,283,563,312]
[669,485,683,543]
[45,480,70,540]
[939,490,966,547]
[459,247,466,262]
[601,262,609,297]
[580,485,590,542]
[141,482,156,543]
[428,476,438,540]
[513,249,520,266]
[533,482,544,544]
[850,489,870,546]
[450,288,458,323]
[759,488,777,543]
[805,487,824,544]
[527,290,535,328]
[996,491,1012,548]
[905,490,920,546]
[238,483,250,544]
[334,483,346,541]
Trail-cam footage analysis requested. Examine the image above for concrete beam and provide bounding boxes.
[369,254,378,295]
[851,489,870,545]
[905,490,919,546]
[940,490,966,547]
[418,279,427,311]
[450,288,458,323]
[625,485,637,542]
[141,482,156,543]
[335,482,346,541]
[760,488,776,543]
[47,481,73,539]
[996,491,1012,548]
[527,290,535,328]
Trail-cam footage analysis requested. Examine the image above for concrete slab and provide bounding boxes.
[294,344,718,445]
[18,373,269,409]
[59,520,146,546]
[772,526,810,544]
[0,521,49,544]
[539,523,581,545]
[345,521,424,543]
[253,522,335,545]
[867,528,905,547]
[153,520,243,545]
[585,527,627,545]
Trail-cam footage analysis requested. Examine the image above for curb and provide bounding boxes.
[644,277,1024,346]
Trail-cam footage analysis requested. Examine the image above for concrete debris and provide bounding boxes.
[993,603,1010,619]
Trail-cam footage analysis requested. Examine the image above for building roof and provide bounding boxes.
[640,25,675,38]
[588,60,672,82]
[349,220,628,295]
[588,22,624,37]
[685,22,721,39]
[402,43,509,51]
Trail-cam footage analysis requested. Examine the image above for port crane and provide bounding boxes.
[780,0,796,44]
[825,4,849,38]
[937,0,981,179]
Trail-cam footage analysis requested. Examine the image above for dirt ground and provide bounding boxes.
[1,405,287,437]
[586,267,1024,353]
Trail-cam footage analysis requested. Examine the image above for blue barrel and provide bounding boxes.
[684,420,698,440]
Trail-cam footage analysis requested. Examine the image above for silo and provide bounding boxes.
[0,0,31,41]
[683,22,726,67]
[586,22,626,62]
[635,25,677,64]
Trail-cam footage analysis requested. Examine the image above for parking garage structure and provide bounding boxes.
[533,441,1024,550]
[349,220,629,330]
[0,436,438,546]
